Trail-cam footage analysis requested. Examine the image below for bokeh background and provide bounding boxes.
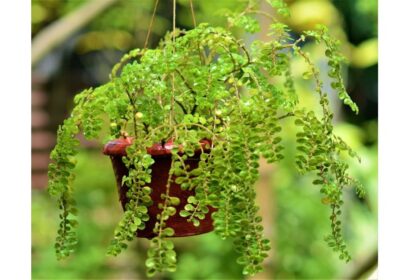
[31,0,377,279]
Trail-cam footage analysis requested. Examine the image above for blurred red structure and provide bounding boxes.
[32,74,55,189]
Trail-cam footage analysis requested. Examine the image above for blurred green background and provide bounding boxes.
[31,0,377,279]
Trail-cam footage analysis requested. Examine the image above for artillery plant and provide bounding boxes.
[48,0,365,277]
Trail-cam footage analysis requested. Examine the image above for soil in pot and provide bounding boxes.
[103,137,215,238]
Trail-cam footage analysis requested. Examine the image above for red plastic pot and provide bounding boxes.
[103,137,215,238]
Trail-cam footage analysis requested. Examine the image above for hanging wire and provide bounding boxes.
[170,0,177,127]
[143,0,160,49]
[172,0,176,37]
[189,0,196,28]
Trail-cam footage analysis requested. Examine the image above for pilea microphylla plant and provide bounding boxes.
[47,0,365,277]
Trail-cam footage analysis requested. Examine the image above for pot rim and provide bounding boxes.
[103,137,212,157]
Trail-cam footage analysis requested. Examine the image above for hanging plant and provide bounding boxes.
[47,0,365,277]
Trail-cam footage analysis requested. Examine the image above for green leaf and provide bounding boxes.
[145,258,155,268]
[179,210,191,218]
[302,71,312,80]
[187,196,197,204]
[138,205,148,214]
[192,219,200,227]
[130,223,138,232]
[133,217,142,226]
[184,204,194,211]
[163,227,175,237]
[169,197,180,206]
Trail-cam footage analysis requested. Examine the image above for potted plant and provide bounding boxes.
[47,0,365,277]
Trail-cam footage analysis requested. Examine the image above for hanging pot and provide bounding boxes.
[103,137,214,238]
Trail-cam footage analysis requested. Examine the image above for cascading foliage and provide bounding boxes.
[48,0,365,277]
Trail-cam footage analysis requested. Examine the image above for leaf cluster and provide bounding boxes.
[48,0,364,277]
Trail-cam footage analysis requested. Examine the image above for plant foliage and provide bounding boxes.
[48,0,364,276]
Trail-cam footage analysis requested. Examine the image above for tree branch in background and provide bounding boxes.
[347,249,378,279]
[31,0,119,66]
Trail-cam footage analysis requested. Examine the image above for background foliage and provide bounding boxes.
[32,0,377,279]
